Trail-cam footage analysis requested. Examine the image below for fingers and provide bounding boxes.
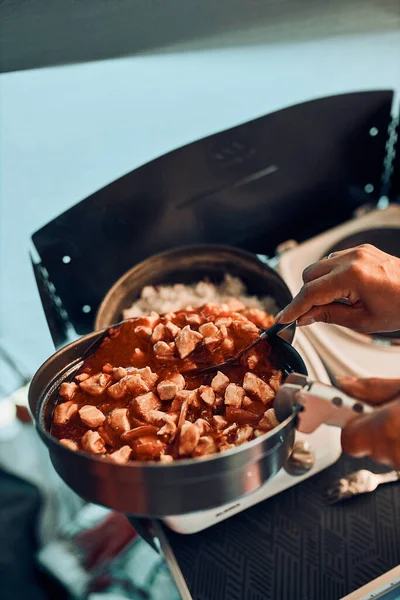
[302,257,336,283]
[296,302,366,328]
[342,400,400,468]
[336,376,400,404]
[276,273,351,324]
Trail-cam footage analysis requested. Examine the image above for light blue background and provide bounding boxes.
[1,19,400,379]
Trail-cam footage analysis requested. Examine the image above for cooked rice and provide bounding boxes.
[123,274,278,319]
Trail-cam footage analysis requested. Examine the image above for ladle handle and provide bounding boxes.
[259,320,296,340]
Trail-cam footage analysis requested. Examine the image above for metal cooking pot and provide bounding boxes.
[95,244,296,344]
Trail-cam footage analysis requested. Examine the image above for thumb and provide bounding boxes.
[296,302,366,329]
[336,376,400,404]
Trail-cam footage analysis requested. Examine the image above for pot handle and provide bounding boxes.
[274,374,374,434]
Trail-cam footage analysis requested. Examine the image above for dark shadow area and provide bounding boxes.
[1,0,399,73]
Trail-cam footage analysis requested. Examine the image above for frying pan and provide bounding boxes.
[29,245,314,516]
[28,324,307,517]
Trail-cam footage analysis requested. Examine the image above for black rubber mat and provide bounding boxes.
[163,454,400,600]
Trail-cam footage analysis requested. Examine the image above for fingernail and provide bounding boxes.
[297,316,315,327]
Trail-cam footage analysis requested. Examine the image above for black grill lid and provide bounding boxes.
[31,91,394,344]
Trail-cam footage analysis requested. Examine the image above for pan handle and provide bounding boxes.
[274,374,374,434]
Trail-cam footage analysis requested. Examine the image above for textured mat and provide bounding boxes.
[163,455,400,600]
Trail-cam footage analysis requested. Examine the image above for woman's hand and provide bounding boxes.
[276,244,400,333]
[338,376,400,468]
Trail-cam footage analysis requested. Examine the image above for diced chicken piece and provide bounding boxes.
[102,363,114,374]
[258,408,279,431]
[175,326,203,359]
[139,311,160,328]
[219,441,235,453]
[136,367,158,387]
[81,430,106,454]
[108,445,132,464]
[59,439,79,451]
[178,421,201,456]
[59,382,79,401]
[253,429,265,438]
[163,312,176,322]
[133,348,146,361]
[199,322,219,338]
[122,425,159,441]
[232,320,259,335]
[153,341,174,356]
[192,436,217,457]
[224,384,245,408]
[170,372,185,390]
[225,407,259,425]
[218,325,228,339]
[212,415,228,430]
[194,418,212,436]
[131,435,166,461]
[79,405,105,428]
[79,373,112,396]
[247,354,259,370]
[211,371,230,394]
[222,423,238,437]
[134,325,153,339]
[75,372,91,382]
[186,313,202,326]
[226,298,246,311]
[54,401,79,425]
[221,338,235,354]
[204,336,222,351]
[242,396,253,408]
[236,425,254,444]
[151,323,166,343]
[131,392,162,420]
[171,389,198,414]
[201,303,222,317]
[159,454,174,464]
[268,369,283,393]
[147,409,175,425]
[165,321,181,338]
[214,394,224,407]
[108,408,131,434]
[157,380,177,401]
[155,412,177,441]
[199,385,215,406]
[98,426,114,446]
[108,374,149,400]
[215,317,232,328]
[179,359,198,373]
[243,372,275,404]
[111,367,128,381]
[242,308,274,328]
[157,373,185,401]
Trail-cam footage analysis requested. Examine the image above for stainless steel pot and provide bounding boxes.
[95,244,296,344]
[28,327,307,517]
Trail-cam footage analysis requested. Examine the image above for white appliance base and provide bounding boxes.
[163,425,341,534]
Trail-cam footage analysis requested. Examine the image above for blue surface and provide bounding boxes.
[1,28,400,380]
